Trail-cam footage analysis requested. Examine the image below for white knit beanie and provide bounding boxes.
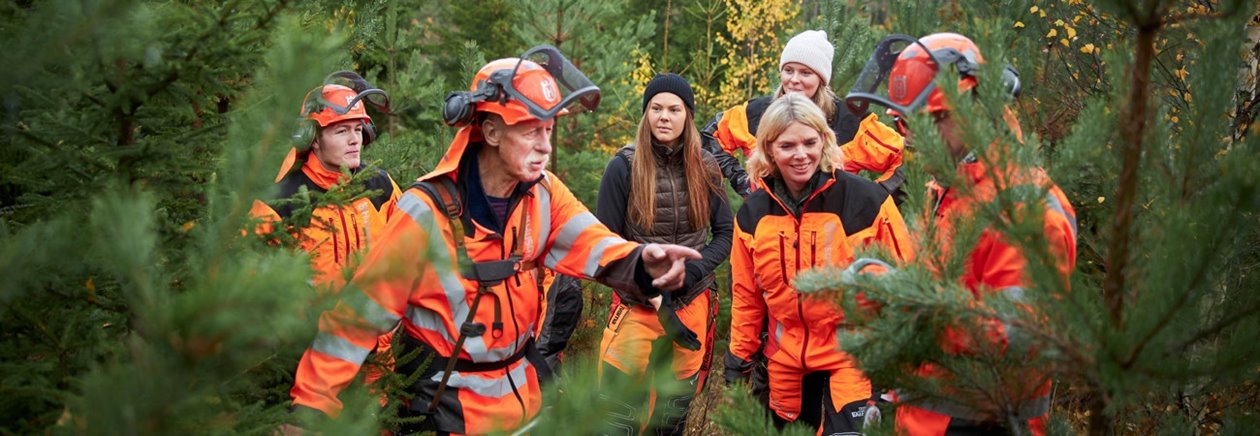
[779,30,834,85]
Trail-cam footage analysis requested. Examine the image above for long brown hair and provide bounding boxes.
[627,109,721,231]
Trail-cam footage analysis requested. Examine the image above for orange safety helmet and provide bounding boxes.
[475,58,565,125]
[845,33,1020,117]
[297,71,390,146]
[302,84,371,126]
[442,45,601,127]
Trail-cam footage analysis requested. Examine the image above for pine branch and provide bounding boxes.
[1122,190,1247,369]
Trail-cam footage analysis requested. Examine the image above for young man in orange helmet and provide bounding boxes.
[286,46,701,435]
[251,72,400,289]
[846,33,1078,435]
[251,73,401,407]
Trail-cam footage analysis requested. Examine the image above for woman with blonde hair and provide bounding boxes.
[702,29,906,200]
[723,93,912,434]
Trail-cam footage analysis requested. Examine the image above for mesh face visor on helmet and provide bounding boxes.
[303,71,391,119]
[844,34,977,116]
[488,45,601,121]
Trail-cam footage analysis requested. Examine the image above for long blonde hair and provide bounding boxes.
[746,93,843,181]
[627,108,720,231]
[774,75,838,121]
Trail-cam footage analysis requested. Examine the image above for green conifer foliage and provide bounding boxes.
[796,0,1260,433]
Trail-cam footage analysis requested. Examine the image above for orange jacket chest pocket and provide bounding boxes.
[798,214,854,269]
[750,215,798,301]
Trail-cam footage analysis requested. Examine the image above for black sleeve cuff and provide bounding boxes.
[634,257,662,299]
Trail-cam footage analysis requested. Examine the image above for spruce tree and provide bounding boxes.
[792,0,1260,434]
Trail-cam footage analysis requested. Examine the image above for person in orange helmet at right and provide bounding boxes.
[845,32,1079,435]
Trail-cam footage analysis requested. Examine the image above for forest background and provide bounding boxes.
[2,0,1260,434]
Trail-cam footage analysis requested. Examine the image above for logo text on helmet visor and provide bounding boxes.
[891,77,907,102]
[540,79,557,103]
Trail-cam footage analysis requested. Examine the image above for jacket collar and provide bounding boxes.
[302,153,355,190]
[765,169,834,215]
[421,125,480,182]
[650,139,685,164]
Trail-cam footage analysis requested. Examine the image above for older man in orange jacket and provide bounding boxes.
[286,47,701,435]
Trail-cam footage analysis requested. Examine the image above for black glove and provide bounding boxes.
[656,292,701,351]
[722,350,754,384]
[732,173,751,198]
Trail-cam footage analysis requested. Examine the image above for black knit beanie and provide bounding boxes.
[642,73,695,114]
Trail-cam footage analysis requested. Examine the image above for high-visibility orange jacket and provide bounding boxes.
[701,97,905,197]
[249,154,401,287]
[897,154,1078,435]
[289,126,659,434]
[728,169,912,421]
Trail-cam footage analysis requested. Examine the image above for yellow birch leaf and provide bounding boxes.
[1060,38,1070,47]
[1015,21,1025,28]
[1046,28,1058,38]
[1030,5,1039,13]
[1175,67,1188,81]
[1081,43,1095,53]
[1055,19,1065,26]
[1067,26,1077,39]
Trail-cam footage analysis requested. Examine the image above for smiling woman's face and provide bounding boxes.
[770,120,823,196]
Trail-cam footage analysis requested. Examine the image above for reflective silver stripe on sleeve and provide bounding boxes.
[998,286,1031,352]
[774,323,784,344]
[341,290,403,332]
[1000,286,1026,302]
[428,356,533,398]
[398,192,471,333]
[581,236,623,277]
[535,180,552,257]
[311,332,372,364]
[543,211,601,269]
[1044,193,1077,241]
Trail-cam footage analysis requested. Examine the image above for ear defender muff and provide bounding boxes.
[361,119,377,146]
[441,79,505,127]
[292,121,316,149]
[951,56,1022,100]
[1001,64,1021,98]
[294,86,324,149]
[442,91,477,127]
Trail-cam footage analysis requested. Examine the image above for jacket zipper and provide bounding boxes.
[336,209,352,264]
[330,222,341,264]
[810,231,817,266]
[511,226,522,287]
[778,232,790,287]
[667,161,681,243]
[795,218,808,370]
[884,220,904,260]
[349,210,362,252]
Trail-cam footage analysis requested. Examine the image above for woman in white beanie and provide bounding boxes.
[700,28,907,430]
[700,29,907,200]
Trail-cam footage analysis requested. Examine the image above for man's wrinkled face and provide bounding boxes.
[485,117,554,182]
